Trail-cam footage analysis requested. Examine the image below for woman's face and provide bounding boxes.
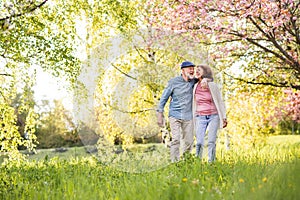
[196,67,203,78]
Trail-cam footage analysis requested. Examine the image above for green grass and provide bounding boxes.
[0,135,299,200]
[26,146,92,161]
[267,135,300,146]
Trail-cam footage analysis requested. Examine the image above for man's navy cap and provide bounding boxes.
[181,61,195,69]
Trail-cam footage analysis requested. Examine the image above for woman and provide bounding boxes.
[193,64,227,162]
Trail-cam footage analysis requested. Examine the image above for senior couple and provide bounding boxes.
[157,61,227,163]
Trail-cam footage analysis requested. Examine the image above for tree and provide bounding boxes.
[0,0,81,80]
[150,0,299,90]
[271,89,300,134]
[0,0,82,159]
[147,0,299,136]
[74,0,211,145]
[0,76,38,161]
[36,100,80,148]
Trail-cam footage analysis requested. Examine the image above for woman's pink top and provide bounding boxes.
[195,84,218,116]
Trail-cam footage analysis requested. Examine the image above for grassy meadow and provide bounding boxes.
[0,135,299,200]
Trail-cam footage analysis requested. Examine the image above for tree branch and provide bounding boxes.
[0,0,48,22]
[224,71,300,90]
[103,103,155,114]
[248,16,299,69]
[111,63,137,80]
[0,73,12,76]
[229,30,293,67]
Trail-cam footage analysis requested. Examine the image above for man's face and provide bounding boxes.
[182,66,195,80]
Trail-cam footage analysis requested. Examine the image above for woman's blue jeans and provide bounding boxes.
[195,114,220,162]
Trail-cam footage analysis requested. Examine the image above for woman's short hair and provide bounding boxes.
[197,64,213,79]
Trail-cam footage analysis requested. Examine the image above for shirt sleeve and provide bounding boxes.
[157,80,173,113]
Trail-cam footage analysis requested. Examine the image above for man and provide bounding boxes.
[157,61,200,162]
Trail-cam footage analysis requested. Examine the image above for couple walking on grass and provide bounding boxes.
[157,61,227,163]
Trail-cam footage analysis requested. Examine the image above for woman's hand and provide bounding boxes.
[223,119,228,128]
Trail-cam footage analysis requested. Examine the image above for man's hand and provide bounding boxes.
[200,78,211,88]
[157,112,165,127]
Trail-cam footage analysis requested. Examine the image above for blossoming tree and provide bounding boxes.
[150,0,299,89]
[149,0,299,135]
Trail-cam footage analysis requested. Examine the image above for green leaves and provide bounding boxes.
[0,103,26,162]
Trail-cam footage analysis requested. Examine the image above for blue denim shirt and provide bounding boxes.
[157,76,198,120]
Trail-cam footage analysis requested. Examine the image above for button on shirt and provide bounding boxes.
[157,76,197,120]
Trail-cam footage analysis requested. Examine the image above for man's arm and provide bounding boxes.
[200,77,213,88]
[157,80,173,113]
[157,80,173,127]
[193,77,213,88]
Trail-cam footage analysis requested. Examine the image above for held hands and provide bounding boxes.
[157,112,165,127]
